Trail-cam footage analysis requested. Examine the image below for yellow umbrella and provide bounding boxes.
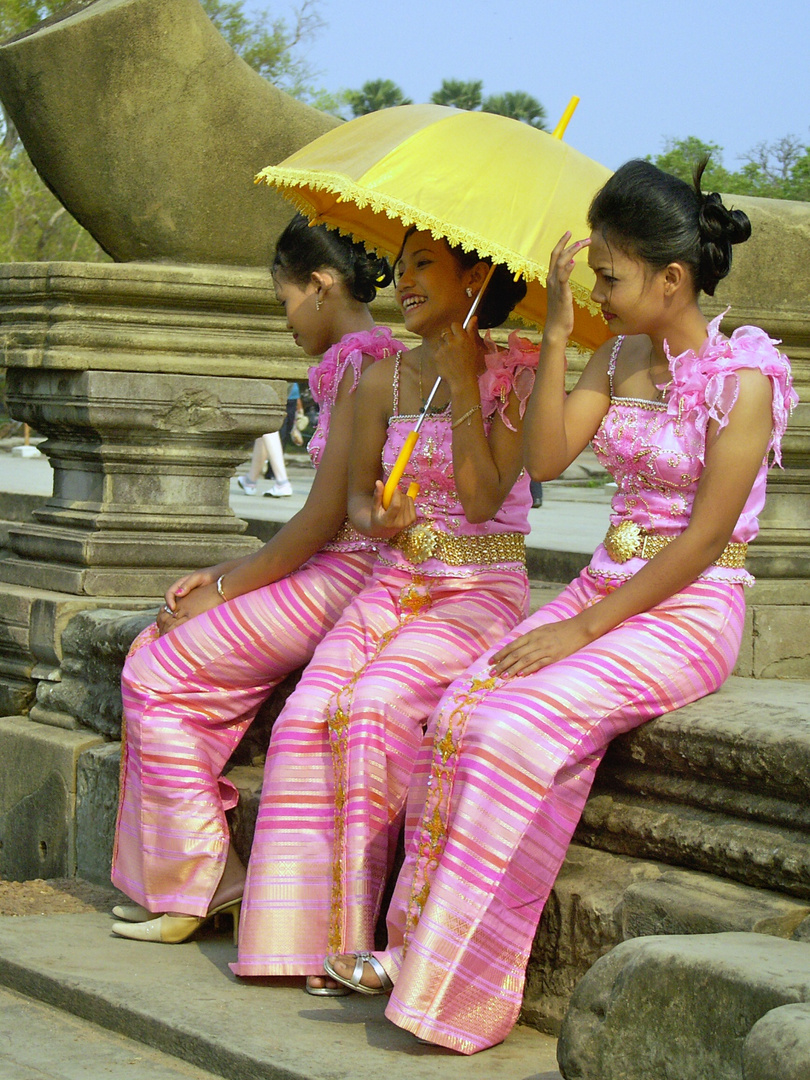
[256,102,611,352]
[257,101,611,505]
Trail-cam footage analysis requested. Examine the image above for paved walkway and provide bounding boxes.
[1,445,613,563]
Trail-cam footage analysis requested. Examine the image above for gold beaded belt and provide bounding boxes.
[389,524,525,567]
[604,520,747,569]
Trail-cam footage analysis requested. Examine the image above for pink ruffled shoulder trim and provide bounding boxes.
[478,330,540,432]
[308,326,402,407]
[665,310,798,466]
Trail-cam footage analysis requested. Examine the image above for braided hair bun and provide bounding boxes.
[273,214,393,303]
[694,159,751,295]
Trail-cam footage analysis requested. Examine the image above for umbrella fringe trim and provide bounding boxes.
[257,168,600,316]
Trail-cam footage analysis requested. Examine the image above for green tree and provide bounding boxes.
[199,0,324,99]
[650,137,735,191]
[346,79,412,117]
[430,79,483,111]
[481,91,547,130]
[651,135,810,202]
[737,136,810,200]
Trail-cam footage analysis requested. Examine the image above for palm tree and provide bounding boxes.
[482,91,547,130]
[346,79,412,117]
[430,79,483,112]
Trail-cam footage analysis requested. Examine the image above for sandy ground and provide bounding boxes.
[0,877,124,917]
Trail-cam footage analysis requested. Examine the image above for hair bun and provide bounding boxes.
[693,162,752,296]
[699,191,752,248]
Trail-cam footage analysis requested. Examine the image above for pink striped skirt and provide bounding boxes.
[377,570,746,1053]
[112,549,376,915]
[232,561,529,977]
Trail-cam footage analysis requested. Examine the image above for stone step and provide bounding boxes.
[0,912,562,1079]
[557,931,810,1080]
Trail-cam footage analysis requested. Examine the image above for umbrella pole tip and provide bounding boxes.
[551,96,580,140]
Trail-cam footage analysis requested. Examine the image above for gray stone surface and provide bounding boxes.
[575,677,810,897]
[76,741,123,885]
[0,715,103,879]
[743,1002,810,1080]
[558,932,810,1080]
[0,984,229,1080]
[0,913,563,1080]
[0,0,338,265]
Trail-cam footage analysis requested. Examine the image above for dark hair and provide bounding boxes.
[395,226,527,329]
[273,214,393,304]
[587,159,751,296]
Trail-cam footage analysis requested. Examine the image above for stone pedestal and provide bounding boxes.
[0,260,308,596]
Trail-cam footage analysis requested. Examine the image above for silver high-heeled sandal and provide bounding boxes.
[322,952,393,996]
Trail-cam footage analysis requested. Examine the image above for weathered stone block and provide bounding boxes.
[743,1003,810,1080]
[524,846,664,1034]
[558,932,810,1080]
[36,608,157,737]
[0,715,103,879]
[76,741,122,886]
[621,868,810,939]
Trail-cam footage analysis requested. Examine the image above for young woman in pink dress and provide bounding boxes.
[231,229,540,993]
[110,216,401,943]
[323,160,797,1052]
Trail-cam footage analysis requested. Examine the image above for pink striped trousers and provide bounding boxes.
[378,571,746,1053]
[112,549,376,915]
[233,562,529,976]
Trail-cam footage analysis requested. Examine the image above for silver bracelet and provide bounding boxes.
[216,574,228,602]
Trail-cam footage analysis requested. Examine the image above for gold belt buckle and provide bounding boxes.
[604,520,642,563]
[398,523,438,565]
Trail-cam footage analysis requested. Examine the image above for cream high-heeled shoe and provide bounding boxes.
[111,902,153,923]
[111,898,241,944]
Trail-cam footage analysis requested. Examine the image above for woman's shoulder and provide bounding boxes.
[310,327,404,404]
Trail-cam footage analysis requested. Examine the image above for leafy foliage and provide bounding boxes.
[481,90,547,130]
[346,79,412,117]
[431,79,483,111]
[651,135,810,201]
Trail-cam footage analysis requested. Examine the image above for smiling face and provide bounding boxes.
[394,231,480,338]
[273,270,331,357]
[588,230,670,337]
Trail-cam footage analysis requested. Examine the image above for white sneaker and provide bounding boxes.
[237,475,257,495]
[265,480,292,498]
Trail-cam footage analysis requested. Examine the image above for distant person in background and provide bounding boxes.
[237,429,292,497]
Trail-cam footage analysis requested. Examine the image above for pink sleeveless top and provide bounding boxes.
[307,327,403,554]
[589,312,797,586]
[377,331,540,577]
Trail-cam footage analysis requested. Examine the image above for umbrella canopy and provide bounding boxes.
[256,103,612,351]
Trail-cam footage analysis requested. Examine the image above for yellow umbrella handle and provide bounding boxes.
[382,430,419,508]
[551,96,580,140]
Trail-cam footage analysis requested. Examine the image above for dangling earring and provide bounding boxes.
[315,294,323,311]
[465,287,474,298]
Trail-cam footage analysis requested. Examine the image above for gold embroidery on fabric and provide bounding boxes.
[401,673,501,955]
[326,575,435,954]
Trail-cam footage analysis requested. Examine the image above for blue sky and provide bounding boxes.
[247,0,809,172]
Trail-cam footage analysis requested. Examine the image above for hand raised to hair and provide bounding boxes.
[544,232,591,345]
